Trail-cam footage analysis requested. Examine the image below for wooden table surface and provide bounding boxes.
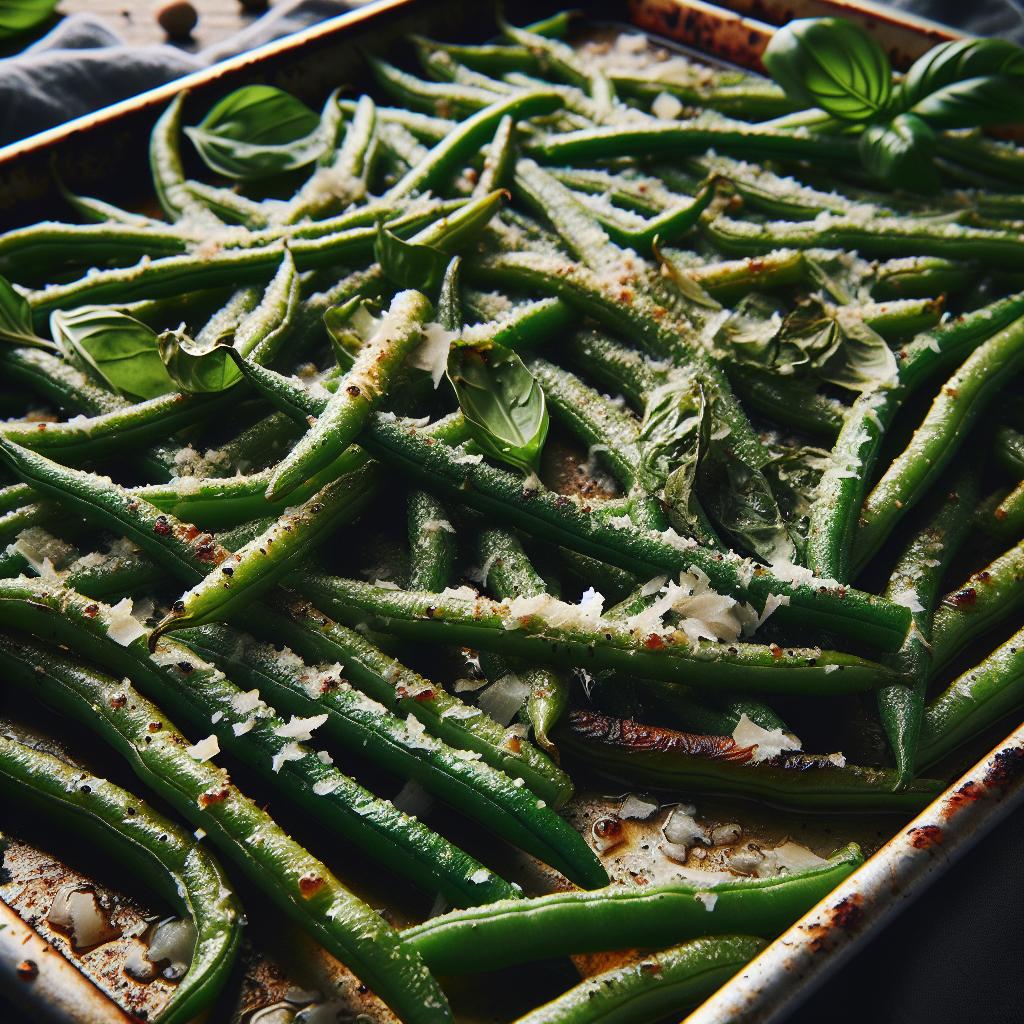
[59,0,270,51]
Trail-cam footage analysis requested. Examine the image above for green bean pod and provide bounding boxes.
[0,733,242,1024]
[407,489,457,592]
[930,540,1024,675]
[266,290,430,500]
[403,843,865,973]
[511,936,767,1024]
[918,623,1024,770]
[296,575,896,695]
[0,627,451,1023]
[245,596,574,808]
[176,620,604,889]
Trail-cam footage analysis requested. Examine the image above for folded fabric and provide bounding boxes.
[0,0,356,146]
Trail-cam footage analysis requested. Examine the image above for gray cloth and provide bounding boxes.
[0,1,356,145]
[1,0,1022,147]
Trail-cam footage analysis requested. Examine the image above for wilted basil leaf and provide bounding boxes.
[711,294,784,369]
[0,0,58,38]
[762,17,892,122]
[652,241,723,309]
[0,273,53,350]
[804,251,866,304]
[447,343,548,474]
[899,38,1024,127]
[375,226,449,292]
[762,442,832,562]
[639,372,793,561]
[859,114,938,191]
[185,86,325,180]
[158,326,240,394]
[50,308,175,400]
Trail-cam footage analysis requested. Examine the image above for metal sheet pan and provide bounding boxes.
[0,2,1021,1022]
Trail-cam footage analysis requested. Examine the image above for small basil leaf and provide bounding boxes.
[762,441,832,562]
[655,378,710,542]
[158,326,240,394]
[637,371,703,493]
[762,17,892,122]
[0,0,58,38]
[375,226,449,292]
[652,240,723,309]
[0,273,53,350]
[447,343,548,474]
[50,308,175,400]
[859,113,938,191]
[899,38,1024,112]
[185,85,325,180]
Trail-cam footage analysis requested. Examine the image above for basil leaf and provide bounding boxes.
[652,241,723,309]
[185,86,325,180]
[909,74,1024,130]
[899,38,1024,111]
[711,294,784,370]
[0,0,57,38]
[762,442,831,562]
[762,17,892,122]
[158,326,240,394]
[859,113,938,191]
[781,299,898,392]
[447,343,548,474]
[0,273,53,350]
[375,226,449,292]
[641,372,793,562]
[50,308,175,400]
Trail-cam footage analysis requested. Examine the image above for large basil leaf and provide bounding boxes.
[375,226,449,292]
[859,113,938,192]
[447,343,548,474]
[185,86,326,180]
[762,17,892,122]
[158,326,239,394]
[0,0,57,38]
[50,308,175,400]
[899,38,1024,126]
[0,273,54,350]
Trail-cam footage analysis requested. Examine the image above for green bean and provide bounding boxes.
[388,91,561,200]
[806,293,1024,582]
[547,167,679,215]
[150,93,207,222]
[358,415,910,651]
[856,314,1024,570]
[407,490,456,592]
[0,733,242,1024]
[871,256,976,300]
[474,114,516,197]
[296,574,896,695]
[876,470,977,786]
[475,527,569,757]
[403,843,865,973]
[175,620,604,889]
[182,180,276,227]
[245,596,574,808]
[684,250,807,303]
[411,36,538,78]
[337,98,454,142]
[0,626,451,1023]
[0,579,501,913]
[266,290,431,500]
[981,479,1024,541]
[930,540,1024,675]
[511,936,767,1024]
[559,710,942,812]
[706,213,1024,269]
[0,346,128,416]
[370,57,500,117]
[153,460,379,638]
[917,623,1024,770]
[529,120,858,166]
[995,425,1024,478]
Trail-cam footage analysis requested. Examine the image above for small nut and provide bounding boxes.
[156,1,198,40]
